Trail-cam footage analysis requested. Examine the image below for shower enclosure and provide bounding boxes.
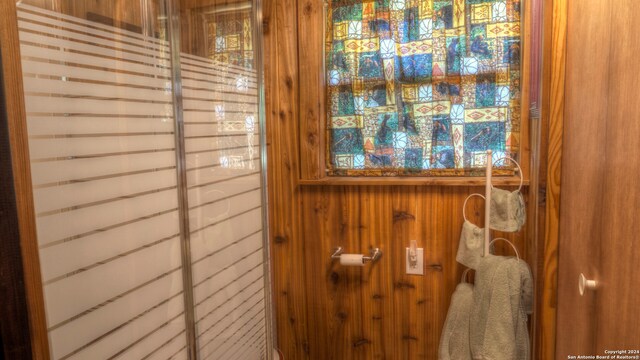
[10,0,272,358]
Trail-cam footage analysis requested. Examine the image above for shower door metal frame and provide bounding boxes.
[165,0,198,359]
[253,0,277,356]
[165,0,275,358]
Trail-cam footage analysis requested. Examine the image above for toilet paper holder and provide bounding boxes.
[331,247,382,263]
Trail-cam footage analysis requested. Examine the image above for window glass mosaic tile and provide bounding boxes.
[326,0,521,176]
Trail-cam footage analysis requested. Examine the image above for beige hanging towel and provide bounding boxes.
[470,255,531,360]
[438,275,474,360]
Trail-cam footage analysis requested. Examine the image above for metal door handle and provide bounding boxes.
[579,273,597,296]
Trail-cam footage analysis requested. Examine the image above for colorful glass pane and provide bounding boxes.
[326,0,521,176]
[207,10,254,68]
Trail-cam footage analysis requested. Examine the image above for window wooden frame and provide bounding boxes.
[297,0,531,186]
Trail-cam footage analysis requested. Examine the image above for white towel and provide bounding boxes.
[470,255,531,360]
[489,188,526,232]
[438,281,474,360]
[515,260,533,359]
[456,220,485,269]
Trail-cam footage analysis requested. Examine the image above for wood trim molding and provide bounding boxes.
[538,0,567,358]
[0,0,50,358]
[299,176,529,187]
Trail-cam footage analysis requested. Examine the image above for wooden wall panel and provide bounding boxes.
[264,0,537,358]
[264,0,310,358]
[267,157,530,358]
[297,0,324,179]
[295,186,527,359]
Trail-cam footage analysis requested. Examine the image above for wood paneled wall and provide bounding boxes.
[301,187,528,359]
[5,0,553,357]
[263,1,533,359]
[267,170,529,358]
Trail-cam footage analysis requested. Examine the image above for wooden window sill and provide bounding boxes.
[298,176,529,187]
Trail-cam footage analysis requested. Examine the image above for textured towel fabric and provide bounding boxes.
[515,260,534,360]
[489,188,526,232]
[438,282,474,360]
[518,260,534,315]
[470,255,532,360]
[456,220,485,269]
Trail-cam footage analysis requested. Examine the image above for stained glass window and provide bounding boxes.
[326,0,521,176]
[207,10,254,68]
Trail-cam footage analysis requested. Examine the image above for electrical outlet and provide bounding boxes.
[405,247,424,275]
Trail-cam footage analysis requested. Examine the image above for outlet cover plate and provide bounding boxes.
[405,247,424,275]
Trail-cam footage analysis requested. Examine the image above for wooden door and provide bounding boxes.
[557,0,640,357]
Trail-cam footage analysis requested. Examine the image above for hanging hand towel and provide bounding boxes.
[490,188,526,232]
[438,273,474,360]
[470,255,530,360]
[456,220,485,269]
[515,259,533,359]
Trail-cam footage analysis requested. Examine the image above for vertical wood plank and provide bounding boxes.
[0,0,50,358]
[331,186,350,359]
[297,0,325,179]
[358,186,392,359]
[413,187,427,359]
[518,0,532,181]
[301,187,329,359]
[389,186,417,359]
[343,187,365,359]
[537,0,566,357]
[264,0,310,357]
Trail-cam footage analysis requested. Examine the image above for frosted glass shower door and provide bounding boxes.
[16,1,190,359]
[176,1,270,358]
[15,0,271,359]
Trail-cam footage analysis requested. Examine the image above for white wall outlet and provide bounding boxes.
[405,246,424,275]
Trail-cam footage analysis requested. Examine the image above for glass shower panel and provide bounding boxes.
[177,1,268,359]
[16,1,189,359]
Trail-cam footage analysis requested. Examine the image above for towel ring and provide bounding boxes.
[492,156,523,192]
[462,193,486,222]
[489,238,520,261]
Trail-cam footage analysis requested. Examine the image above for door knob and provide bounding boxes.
[578,273,597,296]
